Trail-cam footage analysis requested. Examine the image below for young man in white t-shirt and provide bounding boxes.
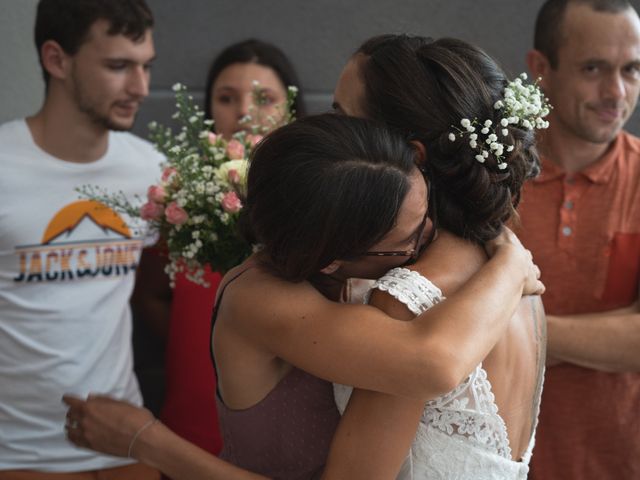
[0,1,162,478]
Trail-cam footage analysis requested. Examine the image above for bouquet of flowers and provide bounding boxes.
[79,82,297,286]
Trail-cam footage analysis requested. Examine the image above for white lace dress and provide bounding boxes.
[334,268,538,480]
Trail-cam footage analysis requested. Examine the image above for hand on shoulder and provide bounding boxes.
[485,227,544,296]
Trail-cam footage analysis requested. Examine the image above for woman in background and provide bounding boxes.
[132,38,305,458]
[203,39,305,138]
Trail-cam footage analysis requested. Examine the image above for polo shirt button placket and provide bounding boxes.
[559,175,576,250]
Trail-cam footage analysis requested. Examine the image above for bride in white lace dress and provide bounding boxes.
[334,245,545,479]
[327,35,547,480]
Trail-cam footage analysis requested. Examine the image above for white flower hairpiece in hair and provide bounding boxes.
[449,73,551,170]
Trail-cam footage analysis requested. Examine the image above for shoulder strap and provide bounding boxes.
[209,266,254,399]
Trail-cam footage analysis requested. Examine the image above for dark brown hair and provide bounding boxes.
[35,0,154,85]
[242,113,417,281]
[356,34,540,243]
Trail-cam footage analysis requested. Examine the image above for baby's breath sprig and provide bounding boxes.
[448,73,551,170]
[239,82,299,135]
[495,73,551,130]
[449,118,512,169]
[75,185,143,219]
[284,85,299,125]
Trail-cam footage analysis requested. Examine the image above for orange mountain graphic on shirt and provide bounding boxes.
[41,200,132,244]
[13,200,142,283]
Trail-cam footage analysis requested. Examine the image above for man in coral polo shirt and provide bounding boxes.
[521,0,640,478]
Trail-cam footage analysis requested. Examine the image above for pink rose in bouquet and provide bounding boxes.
[226,139,245,160]
[227,169,241,184]
[147,185,166,203]
[246,134,264,148]
[161,167,177,183]
[208,132,218,145]
[165,201,189,225]
[221,191,243,213]
[140,201,164,220]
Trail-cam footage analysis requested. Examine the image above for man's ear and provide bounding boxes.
[526,49,551,90]
[410,140,427,169]
[320,261,342,275]
[41,40,71,81]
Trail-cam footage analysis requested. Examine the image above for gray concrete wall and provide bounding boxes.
[0,0,43,121]
[2,0,640,137]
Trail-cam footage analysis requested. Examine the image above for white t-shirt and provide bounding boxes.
[0,119,163,471]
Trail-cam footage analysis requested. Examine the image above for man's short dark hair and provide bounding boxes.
[35,0,154,84]
[534,0,633,68]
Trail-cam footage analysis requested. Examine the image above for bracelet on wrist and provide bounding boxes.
[128,418,159,458]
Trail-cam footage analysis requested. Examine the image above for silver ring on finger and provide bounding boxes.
[66,418,80,430]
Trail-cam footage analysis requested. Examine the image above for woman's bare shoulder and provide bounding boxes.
[220,263,322,317]
[218,260,382,341]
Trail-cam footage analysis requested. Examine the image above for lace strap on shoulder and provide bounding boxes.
[370,267,444,316]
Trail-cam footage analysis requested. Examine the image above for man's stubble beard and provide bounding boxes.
[75,94,136,132]
[71,74,136,132]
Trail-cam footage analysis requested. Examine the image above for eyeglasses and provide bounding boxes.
[363,176,436,260]
[363,207,431,259]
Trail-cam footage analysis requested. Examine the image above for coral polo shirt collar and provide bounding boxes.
[534,133,621,185]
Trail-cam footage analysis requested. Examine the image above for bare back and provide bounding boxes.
[482,295,545,459]
[412,231,546,460]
